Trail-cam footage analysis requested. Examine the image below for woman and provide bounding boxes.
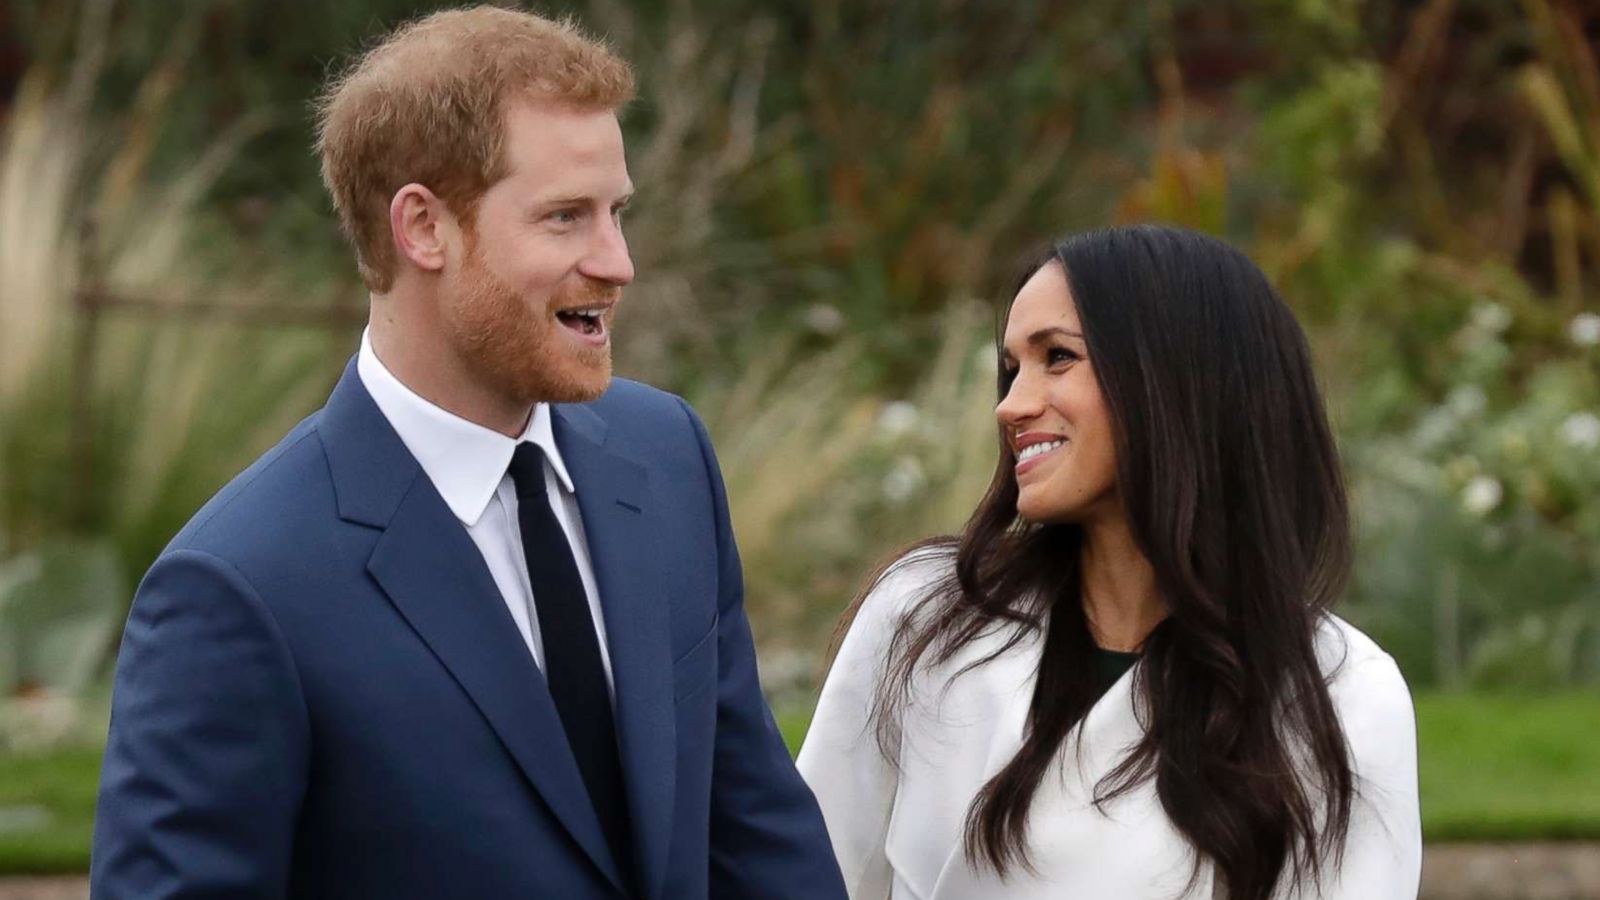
[797,225,1420,900]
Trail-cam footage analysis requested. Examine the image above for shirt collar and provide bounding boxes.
[356,329,576,527]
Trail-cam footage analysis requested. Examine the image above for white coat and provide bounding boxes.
[797,550,1422,899]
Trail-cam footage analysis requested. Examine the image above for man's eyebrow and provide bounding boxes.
[535,191,634,207]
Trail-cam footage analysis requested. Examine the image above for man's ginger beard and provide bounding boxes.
[442,228,619,406]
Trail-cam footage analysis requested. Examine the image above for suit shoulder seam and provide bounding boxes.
[185,428,322,538]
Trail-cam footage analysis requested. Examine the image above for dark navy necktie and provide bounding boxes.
[506,443,633,885]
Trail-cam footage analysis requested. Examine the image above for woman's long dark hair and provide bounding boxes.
[850,225,1355,900]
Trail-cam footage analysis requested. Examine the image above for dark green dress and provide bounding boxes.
[1091,646,1140,701]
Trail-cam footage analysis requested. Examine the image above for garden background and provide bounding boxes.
[0,0,1597,887]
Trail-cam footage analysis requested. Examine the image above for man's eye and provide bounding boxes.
[550,209,580,224]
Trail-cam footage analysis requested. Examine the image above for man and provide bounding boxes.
[90,8,846,898]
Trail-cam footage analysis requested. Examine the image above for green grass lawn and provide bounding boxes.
[0,693,1595,873]
[0,746,102,874]
[1415,693,1600,841]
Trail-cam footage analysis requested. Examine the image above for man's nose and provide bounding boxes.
[579,217,634,286]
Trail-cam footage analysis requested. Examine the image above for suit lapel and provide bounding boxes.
[317,362,626,894]
[554,404,677,900]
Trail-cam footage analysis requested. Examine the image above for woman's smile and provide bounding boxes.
[1014,433,1069,477]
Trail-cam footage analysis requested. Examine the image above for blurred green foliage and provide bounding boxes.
[0,0,1597,730]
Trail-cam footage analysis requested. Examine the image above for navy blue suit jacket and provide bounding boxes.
[91,362,846,899]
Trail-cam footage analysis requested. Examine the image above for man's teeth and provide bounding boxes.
[1017,439,1066,463]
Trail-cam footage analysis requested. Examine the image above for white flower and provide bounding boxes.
[1446,385,1487,418]
[1569,313,1600,348]
[1559,411,1600,449]
[882,457,926,503]
[877,401,920,438]
[1413,407,1457,449]
[973,344,999,374]
[803,303,845,336]
[1471,302,1512,334]
[1461,475,1503,516]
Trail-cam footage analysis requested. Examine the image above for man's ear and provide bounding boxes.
[389,183,456,274]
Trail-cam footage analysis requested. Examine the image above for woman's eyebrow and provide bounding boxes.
[1002,326,1082,361]
[1027,326,1082,345]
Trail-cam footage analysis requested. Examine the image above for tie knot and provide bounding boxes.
[507,442,546,500]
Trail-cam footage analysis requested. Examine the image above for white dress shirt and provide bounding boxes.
[798,549,1422,900]
[357,331,615,693]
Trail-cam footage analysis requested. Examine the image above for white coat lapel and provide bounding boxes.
[916,621,1042,900]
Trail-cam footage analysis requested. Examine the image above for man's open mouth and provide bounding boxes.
[556,307,607,337]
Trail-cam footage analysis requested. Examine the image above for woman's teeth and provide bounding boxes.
[1017,439,1065,463]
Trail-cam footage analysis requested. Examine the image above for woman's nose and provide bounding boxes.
[995,375,1044,427]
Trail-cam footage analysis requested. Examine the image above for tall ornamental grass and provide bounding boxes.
[0,0,337,748]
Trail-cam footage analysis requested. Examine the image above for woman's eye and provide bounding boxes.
[1046,347,1079,366]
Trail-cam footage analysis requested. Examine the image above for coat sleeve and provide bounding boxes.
[675,398,849,900]
[1300,651,1423,899]
[797,553,938,900]
[91,548,310,899]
